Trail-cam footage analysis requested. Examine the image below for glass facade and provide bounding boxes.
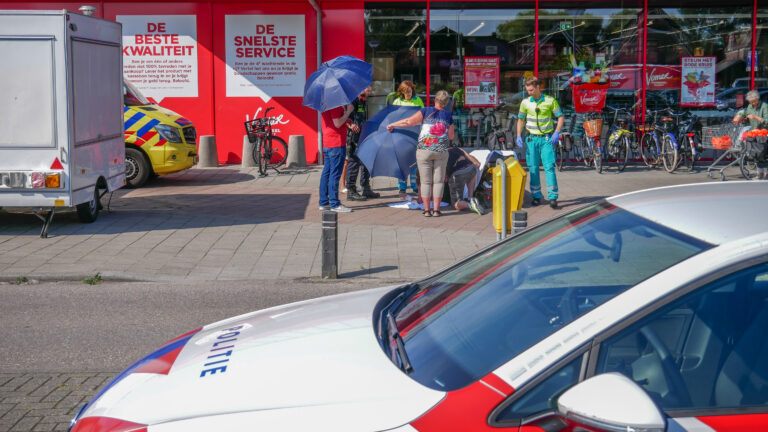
[365,0,763,140]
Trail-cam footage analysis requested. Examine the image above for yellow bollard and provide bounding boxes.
[493,156,527,235]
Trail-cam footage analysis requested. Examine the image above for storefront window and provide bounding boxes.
[756,8,768,98]
[647,4,752,119]
[365,4,427,116]
[429,4,535,146]
[539,3,642,117]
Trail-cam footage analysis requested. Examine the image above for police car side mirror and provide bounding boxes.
[555,373,666,432]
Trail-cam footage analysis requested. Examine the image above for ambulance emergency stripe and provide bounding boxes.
[141,131,158,142]
[123,106,130,113]
[124,111,146,130]
[136,119,160,138]
[175,118,191,126]
[154,138,168,147]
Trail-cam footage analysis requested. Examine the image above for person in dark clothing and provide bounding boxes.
[445,146,484,215]
[345,87,380,201]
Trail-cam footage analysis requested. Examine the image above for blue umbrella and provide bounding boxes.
[303,56,372,112]
[356,105,421,179]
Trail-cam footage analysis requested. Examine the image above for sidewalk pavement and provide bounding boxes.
[0,162,723,284]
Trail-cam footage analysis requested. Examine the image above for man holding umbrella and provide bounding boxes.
[319,103,355,212]
[303,56,374,213]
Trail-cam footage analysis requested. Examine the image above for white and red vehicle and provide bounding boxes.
[71,182,768,432]
[0,10,125,236]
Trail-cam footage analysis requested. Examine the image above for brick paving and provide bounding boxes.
[0,373,116,432]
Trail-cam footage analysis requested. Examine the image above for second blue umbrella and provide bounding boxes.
[356,105,422,180]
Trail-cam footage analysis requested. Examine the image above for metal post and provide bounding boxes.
[499,159,508,240]
[322,211,338,278]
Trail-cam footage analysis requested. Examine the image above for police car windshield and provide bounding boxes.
[392,201,711,391]
[123,79,151,106]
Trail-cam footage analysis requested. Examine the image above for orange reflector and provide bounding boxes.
[50,158,64,170]
[54,199,65,206]
[45,174,60,188]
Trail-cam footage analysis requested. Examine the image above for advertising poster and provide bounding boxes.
[225,15,306,100]
[680,56,716,107]
[464,57,500,107]
[117,15,198,102]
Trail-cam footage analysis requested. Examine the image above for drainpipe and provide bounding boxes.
[308,0,323,163]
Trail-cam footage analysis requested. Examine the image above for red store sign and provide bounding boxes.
[610,65,681,91]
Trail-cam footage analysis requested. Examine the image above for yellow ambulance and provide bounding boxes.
[122,80,198,187]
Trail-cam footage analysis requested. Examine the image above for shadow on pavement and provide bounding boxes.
[340,266,399,278]
[0,193,312,236]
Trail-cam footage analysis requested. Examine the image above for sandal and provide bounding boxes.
[432,210,442,217]
[423,209,432,217]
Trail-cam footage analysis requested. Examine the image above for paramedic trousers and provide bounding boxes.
[525,134,559,200]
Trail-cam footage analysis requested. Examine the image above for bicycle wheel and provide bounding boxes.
[572,138,585,165]
[268,135,288,167]
[580,137,593,167]
[740,155,758,180]
[639,133,656,168]
[661,135,678,173]
[556,142,565,171]
[679,136,694,172]
[594,138,603,174]
[614,135,630,172]
[257,140,268,176]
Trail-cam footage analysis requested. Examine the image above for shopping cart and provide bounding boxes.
[702,123,751,181]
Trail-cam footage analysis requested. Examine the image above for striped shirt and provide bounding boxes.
[518,94,563,135]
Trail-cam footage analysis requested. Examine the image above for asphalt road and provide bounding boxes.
[0,278,396,373]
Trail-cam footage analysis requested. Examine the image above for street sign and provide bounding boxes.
[560,21,572,31]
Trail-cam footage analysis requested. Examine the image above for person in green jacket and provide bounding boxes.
[390,80,424,197]
[516,76,564,209]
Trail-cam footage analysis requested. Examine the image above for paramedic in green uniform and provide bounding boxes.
[516,76,564,209]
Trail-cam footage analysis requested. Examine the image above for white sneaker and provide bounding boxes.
[469,198,485,216]
[331,205,352,213]
[341,188,348,193]
[319,205,330,211]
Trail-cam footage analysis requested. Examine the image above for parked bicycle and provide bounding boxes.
[582,112,604,173]
[639,109,699,173]
[477,106,513,150]
[604,106,633,172]
[244,107,288,176]
[554,114,584,171]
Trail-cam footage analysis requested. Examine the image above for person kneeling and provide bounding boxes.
[446,145,484,215]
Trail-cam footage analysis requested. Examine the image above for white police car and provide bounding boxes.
[71,182,768,432]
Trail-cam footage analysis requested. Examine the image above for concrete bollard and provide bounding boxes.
[322,211,338,279]
[242,135,257,168]
[286,135,307,168]
[198,135,218,167]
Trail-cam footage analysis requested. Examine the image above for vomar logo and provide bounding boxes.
[646,68,672,86]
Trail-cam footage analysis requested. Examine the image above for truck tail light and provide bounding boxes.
[45,173,60,188]
[30,172,45,188]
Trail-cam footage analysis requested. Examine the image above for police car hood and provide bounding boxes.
[80,287,445,430]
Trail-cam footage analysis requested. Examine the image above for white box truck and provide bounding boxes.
[0,9,125,237]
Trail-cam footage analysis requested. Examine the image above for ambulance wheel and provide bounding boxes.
[77,186,100,223]
[125,147,151,188]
